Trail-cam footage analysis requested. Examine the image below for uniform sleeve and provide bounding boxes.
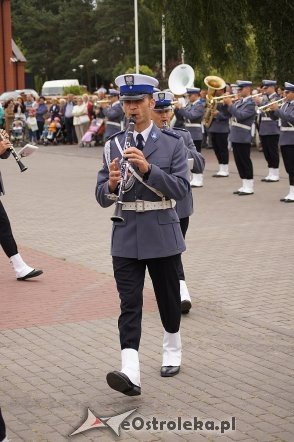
[102,106,123,120]
[177,104,205,120]
[227,102,256,121]
[145,137,190,201]
[215,104,230,121]
[0,150,11,159]
[185,132,205,173]
[274,107,294,124]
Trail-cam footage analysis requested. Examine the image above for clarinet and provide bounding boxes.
[0,129,28,172]
[111,117,136,222]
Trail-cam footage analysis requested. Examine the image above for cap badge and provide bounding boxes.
[158,92,165,101]
[124,75,134,89]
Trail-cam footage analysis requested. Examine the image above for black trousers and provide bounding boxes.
[64,117,78,143]
[37,120,44,140]
[113,254,181,351]
[178,217,189,280]
[211,132,229,164]
[281,145,294,185]
[232,142,253,179]
[260,134,280,168]
[0,408,6,441]
[193,140,202,153]
[0,200,18,258]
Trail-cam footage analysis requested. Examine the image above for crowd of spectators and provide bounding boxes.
[0,91,106,147]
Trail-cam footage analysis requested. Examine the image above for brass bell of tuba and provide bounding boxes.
[168,64,195,96]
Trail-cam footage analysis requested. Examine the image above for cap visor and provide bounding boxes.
[120,94,148,101]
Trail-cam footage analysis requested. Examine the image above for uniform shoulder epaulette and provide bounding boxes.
[161,129,181,139]
[106,129,125,141]
[173,127,188,133]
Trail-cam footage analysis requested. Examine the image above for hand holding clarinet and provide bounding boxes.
[0,129,27,172]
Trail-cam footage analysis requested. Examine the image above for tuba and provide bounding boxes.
[203,75,226,128]
[168,64,195,96]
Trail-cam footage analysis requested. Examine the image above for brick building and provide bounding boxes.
[0,0,26,93]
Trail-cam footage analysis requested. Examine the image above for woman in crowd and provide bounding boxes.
[72,96,90,145]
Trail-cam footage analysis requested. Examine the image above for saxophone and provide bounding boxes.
[203,94,217,129]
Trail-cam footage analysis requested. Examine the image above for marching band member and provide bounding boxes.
[101,89,125,140]
[224,80,257,195]
[258,80,280,182]
[207,87,231,177]
[96,74,190,396]
[151,91,205,314]
[0,137,43,280]
[269,82,294,202]
[174,87,205,187]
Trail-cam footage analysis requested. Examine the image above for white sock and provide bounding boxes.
[9,253,34,278]
[121,349,140,386]
[162,331,182,366]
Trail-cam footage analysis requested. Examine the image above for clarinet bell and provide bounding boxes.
[111,201,125,222]
[19,161,28,172]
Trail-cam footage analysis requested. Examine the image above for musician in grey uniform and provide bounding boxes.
[0,136,43,280]
[257,80,280,182]
[174,87,205,187]
[269,82,294,202]
[96,74,190,396]
[151,91,205,314]
[101,89,124,140]
[224,80,257,195]
[207,88,231,177]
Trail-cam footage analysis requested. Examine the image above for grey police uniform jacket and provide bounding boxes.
[172,127,205,218]
[174,100,205,141]
[96,124,190,260]
[0,150,11,195]
[102,102,124,139]
[227,98,256,143]
[270,100,294,146]
[258,93,280,136]
[207,104,230,134]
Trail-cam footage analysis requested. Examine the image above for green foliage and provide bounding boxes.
[125,65,155,76]
[63,86,86,96]
[10,0,294,89]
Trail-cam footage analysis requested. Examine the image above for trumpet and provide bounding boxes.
[211,93,238,102]
[258,98,286,112]
[94,99,111,104]
[0,129,27,172]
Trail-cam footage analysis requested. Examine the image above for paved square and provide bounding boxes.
[0,144,293,441]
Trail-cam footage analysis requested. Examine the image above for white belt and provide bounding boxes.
[122,199,176,212]
[106,121,121,127]
[280,127,294,131]
[231,121,251,131]
[261,117,272,121]
[185,123,201,128]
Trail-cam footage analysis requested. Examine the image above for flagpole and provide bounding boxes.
[134,0,139,73]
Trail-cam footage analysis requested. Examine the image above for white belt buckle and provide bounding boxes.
[135,200,145,212]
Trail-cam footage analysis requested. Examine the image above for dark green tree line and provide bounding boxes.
[11,0,293,91]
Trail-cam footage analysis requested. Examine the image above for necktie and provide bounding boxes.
[136,133,144,151]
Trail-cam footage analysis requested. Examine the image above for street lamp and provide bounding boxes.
[78,64,84,86]
[72,68,77,77]
[92,59,98,91]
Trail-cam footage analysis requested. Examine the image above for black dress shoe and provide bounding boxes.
[181,300,192,314]
[284,199,294,203]
[233,190,240,194]
[106,371,141,396]
[17,269,43,281]
[212,174,228,178]
[261,178,279,182]
[160,366,180,377]
[238,191,254,196]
